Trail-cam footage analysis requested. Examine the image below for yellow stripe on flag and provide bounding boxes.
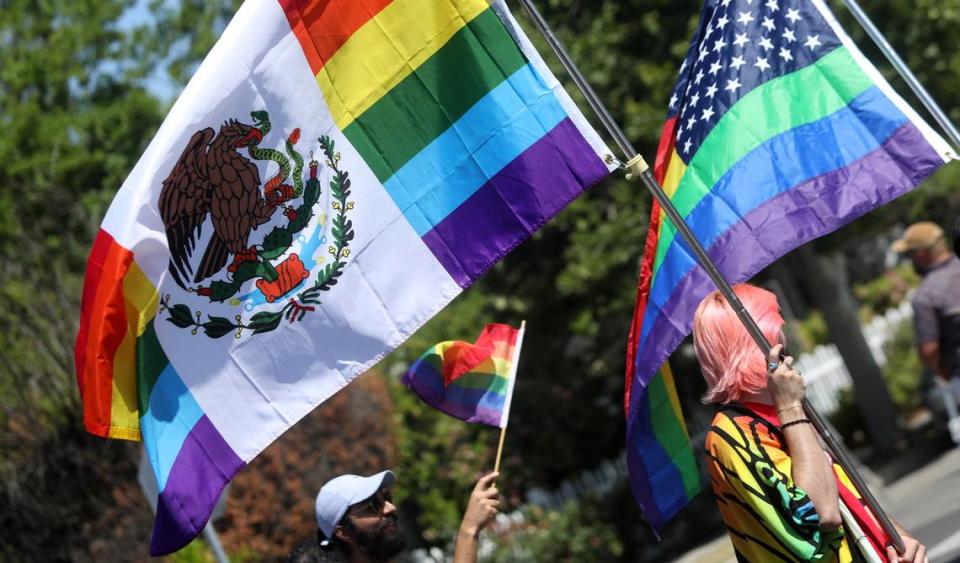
[656,149,687,240]
[660,363,691,440]
[317,0,490,130]
[108,262,159,440]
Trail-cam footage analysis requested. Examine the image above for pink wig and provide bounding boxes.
[692,284,785,404]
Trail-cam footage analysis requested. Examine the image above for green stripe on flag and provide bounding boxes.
[343,8,527,182]
[648,368,700,498]
[453,372,510,393]
[652,47,873,276]
[136,320,169,415]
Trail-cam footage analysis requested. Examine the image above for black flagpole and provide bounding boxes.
[513,0,905,553]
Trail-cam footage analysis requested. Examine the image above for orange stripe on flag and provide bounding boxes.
[280,0,394,75]
[76,231,135,438]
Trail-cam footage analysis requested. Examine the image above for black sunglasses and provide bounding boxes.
[351,490,392,517]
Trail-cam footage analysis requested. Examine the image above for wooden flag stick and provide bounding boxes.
[493,425,508,474]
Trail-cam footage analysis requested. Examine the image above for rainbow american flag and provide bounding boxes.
[403,323,522,428]
[625,0,954,533]
[76,0,611,555]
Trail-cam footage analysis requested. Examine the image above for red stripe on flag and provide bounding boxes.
[279,0,394,75]
[75,230,113,392]
[625,116,678,415]
[74,230,135,437]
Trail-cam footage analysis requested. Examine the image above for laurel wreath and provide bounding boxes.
[161,135,355,338]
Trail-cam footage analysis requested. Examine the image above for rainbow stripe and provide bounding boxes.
[402,323,520,427]
[281,0,610,287]
[625,0,953,533]
[76,231,244,555]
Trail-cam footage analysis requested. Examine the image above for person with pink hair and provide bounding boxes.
[694,284,926,563]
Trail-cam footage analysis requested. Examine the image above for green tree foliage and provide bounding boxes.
[483,500,625,562]
[0,0,164,422]
[0,1,166,559]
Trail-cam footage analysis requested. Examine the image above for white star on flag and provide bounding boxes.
[778,46,794,61]
[754,56,771,71]
[690,91,702,106]
[669,93,678,108]
[716,14,730,29]
[705,83,718,98]
[804,34,822,49]
[737,11,755,26]
[734,32,750,47]
[683,138,693,153]
[713,38,728,52]
[766,0,779,12]
[709,61,723,75]
[758,36,774,50]
[694,69,705,84]
[786,8,801,23]
[725,77,742,92]
[701,106,716,121]
[731,55,746,70]
[761,16,776,32]
[783,28,796,42]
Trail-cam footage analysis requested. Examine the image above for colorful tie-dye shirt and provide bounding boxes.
[705,403,856,562]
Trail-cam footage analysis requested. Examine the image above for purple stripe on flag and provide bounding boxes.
[422,118,608,288]
[150,415,245,556]
[630,122,941,414]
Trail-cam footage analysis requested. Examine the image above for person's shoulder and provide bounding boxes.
[705,405,762,443]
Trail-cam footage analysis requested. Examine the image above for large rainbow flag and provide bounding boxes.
[624,0,955,533]
[403,323,523,427]
[75,0,612,554]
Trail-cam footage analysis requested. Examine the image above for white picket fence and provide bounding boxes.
[796,301,913,414]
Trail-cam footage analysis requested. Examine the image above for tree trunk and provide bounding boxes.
[794,246,899,452]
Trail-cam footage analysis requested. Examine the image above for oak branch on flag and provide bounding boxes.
[402,323,522,428]
[624,0,955,534]
[74,0,613,555]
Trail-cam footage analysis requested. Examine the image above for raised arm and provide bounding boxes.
[767,344,842,531]
[453,471,500,563]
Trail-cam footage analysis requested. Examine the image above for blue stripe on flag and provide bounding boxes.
[638,86,907,351]
[631,386,690,517]
[384,63,567,236]
[140,364,204,491]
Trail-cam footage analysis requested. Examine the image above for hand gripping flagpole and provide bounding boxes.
[494,320,526,474]
[839,0,960,151]
[514,0,906,553]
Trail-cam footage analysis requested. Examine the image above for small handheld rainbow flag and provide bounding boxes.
[403,322,524,428]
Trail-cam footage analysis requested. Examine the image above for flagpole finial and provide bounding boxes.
[624,155,650,180]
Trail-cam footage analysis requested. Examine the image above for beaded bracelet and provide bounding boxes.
[781,419,812,431]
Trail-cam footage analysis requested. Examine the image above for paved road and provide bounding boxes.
[674,447,960,562]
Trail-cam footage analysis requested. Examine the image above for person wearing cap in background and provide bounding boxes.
[891,221,960,406]
[312,469,499,563]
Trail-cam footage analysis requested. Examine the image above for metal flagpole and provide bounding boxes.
[839,0,960,151]
[514,0,906,553]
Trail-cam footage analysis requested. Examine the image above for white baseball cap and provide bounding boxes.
[315,470,395,538]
